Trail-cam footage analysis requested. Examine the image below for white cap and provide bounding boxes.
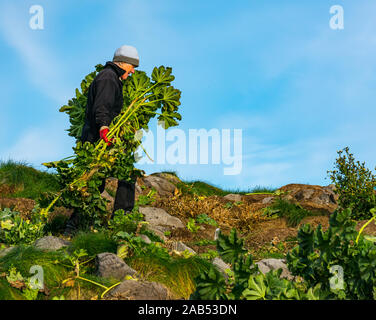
[113,45,139,67]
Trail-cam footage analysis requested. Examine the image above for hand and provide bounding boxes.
[99,127,112,146]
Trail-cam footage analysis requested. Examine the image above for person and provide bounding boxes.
[64,45,140,236]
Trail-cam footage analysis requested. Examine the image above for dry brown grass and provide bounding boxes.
[155,194,271,233]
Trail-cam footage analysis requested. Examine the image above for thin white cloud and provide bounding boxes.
[0,124,74,168]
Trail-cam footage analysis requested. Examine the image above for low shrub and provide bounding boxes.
[328,147,376,220]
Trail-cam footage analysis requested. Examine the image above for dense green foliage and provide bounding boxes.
[287,207,376,299]
[328,147,376,220]
[190,229,324,300]
[0,208,46,245]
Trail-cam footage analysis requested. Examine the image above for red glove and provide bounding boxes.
[99,127,112,146]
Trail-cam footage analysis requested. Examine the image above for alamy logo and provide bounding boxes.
[329,5,344,30]
[135,122,243,175]
[329,265,344,290]
[29,5,44,30]
[29,265,44,290]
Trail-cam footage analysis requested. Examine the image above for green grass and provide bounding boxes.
[0,160,60,200]
[248,185,277,194]
[0,245,70,300]
[160,171,179,177]
[0,244,119,300]
[176,176,277,197]
[69,232,118,257]
[127,254,212,299]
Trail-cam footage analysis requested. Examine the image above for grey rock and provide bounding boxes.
[96,252,137,281]
[0,246,15,258]
[144,225,168,242]
[151,172,181,185]
[139,234,151,244]
[255,258,293,280]
[107,279,169,300]
[172,241,196,254]
[261,196,274,204]
[33,236,70,251]
[142,175,176,197]
[212,257,231,278]
[139,207,184,232]
[223,194,243,202]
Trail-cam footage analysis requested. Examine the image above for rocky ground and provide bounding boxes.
[1,172,376,300]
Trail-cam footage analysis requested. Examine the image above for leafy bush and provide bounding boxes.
[328,147,376,220]
[107,209,144,235]
[190,229,324,300]
[0,208,46,245]
[287,207,376,299]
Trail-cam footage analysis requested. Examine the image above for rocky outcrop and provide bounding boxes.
[279,184,338,215]
[139,207,184,236]
[141,175,177,197]
[242,184,338,215]
[107,279,169,300]
[150,172,181,185]
[33,236,71,251]
[96,252,137,281]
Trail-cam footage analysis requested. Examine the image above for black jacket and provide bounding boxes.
[80,61,125,143]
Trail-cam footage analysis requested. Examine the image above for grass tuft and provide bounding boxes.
[0,160,60,200]
[69,232,118,257]
[127,254,212,299]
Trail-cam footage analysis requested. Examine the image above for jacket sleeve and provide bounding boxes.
[93,79,117,129]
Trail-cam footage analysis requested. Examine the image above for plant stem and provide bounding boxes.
[356,216,376,243]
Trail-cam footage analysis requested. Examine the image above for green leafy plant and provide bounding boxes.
[195,214,218,227]
[136,189,157,206]
[187,218,200,233]
[191,229,327,300]
[5,267,40,300]
[199,249,219,260]
[107,209,144,235]
[328,147,376,220]
[287,207,376,299]
[60,249,121,300]
[0,208,46,245]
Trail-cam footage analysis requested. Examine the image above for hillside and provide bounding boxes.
[1,161,376,300]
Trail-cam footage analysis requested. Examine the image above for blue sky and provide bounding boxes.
[1,0,376,190]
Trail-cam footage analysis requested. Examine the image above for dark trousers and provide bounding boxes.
[65,178,136,232]
[99,179,136,215]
